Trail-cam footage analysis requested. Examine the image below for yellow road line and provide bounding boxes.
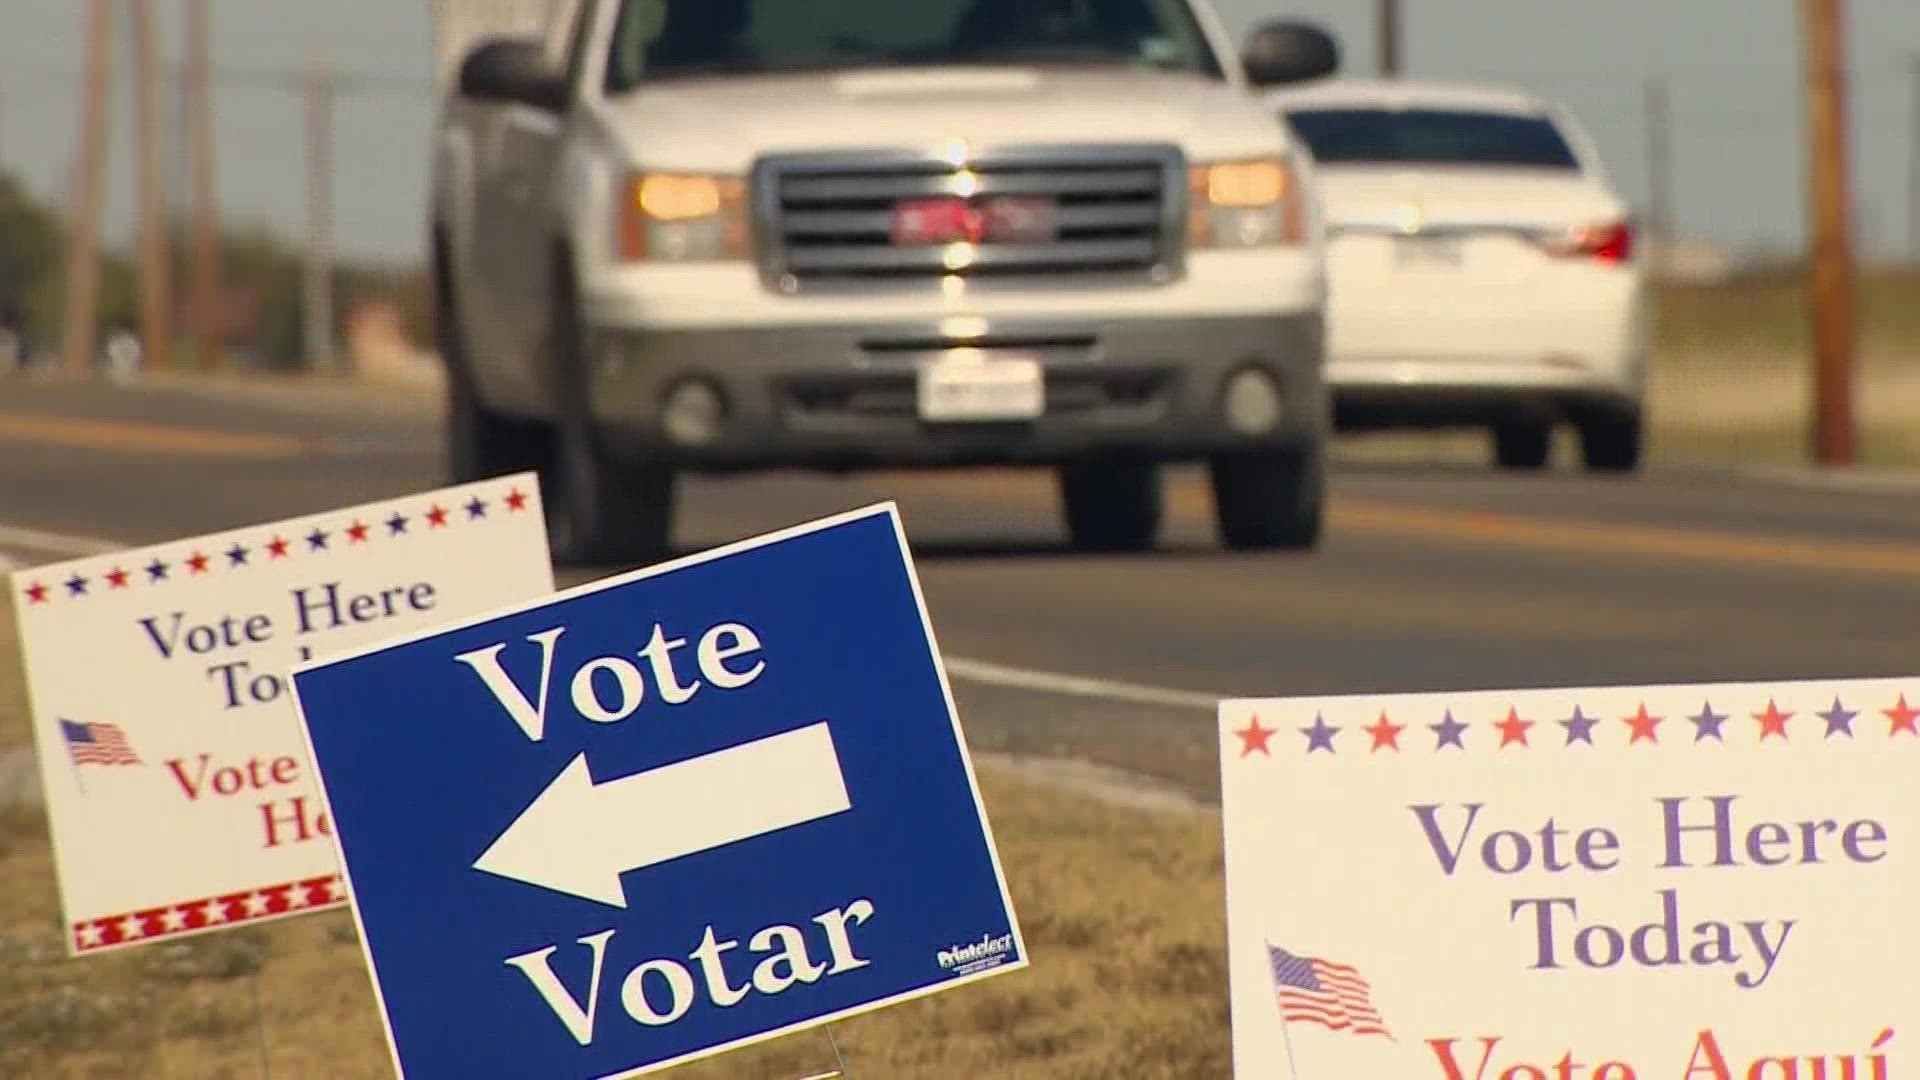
[869,468,1920,580]
[0,414,308,458]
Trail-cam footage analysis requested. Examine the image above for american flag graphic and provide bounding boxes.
[1267,942,1391,1038]
[61,720,141,767]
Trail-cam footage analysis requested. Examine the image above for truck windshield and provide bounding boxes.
[1282,108,1582,170]
[604,0,1223,88]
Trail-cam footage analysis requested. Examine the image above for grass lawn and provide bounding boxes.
[0,605,1233,1080]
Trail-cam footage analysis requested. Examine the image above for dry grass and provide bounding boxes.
[0,606,1231,1080]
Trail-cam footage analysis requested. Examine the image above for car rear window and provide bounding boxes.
[1282,107,1581,170]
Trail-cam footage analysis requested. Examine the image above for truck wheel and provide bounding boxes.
[543,254,675,568]
[546,418,675,568]
[1578,409,1643,473]
[436,246,547,484]
[1493,421,1552,470]
[1059,460,1162,553]
[1209,446,1324,550]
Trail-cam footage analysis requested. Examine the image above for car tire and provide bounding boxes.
[1579,409,1643,473]
[436,240,548,485]
[1493,421,1552,470]
[543,252,675,568]
[1210,445,1325,551]
[1059,459,1162,553]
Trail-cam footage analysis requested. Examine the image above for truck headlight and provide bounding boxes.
[1187,158,1305,249]
[618,173,749,262]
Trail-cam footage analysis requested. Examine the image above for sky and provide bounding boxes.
[0,0,1914,266]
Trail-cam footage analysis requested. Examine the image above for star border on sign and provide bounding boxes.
[1624,703,1662,745]
[1234,716,1276,758]
[1493,706,1533,748]
[1559,706,1598,746]
[465,496,488,519]
[1364,710,1404,752]
[386,512,410,536]
[1429,709,1468,751]
[1885,694,1920,737]
[1816,696,1857,739]
[1299,713,1339,754]
[1753,699,1794,741]
[1688,701,1728,742]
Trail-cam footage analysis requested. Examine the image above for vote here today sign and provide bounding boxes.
[8,475,553,956]
[1219,678,1914,1080]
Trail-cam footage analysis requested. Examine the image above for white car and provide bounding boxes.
[1267,79,1649,472]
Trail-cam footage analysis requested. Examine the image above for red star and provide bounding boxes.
[1753,699,1793,741]
[106,567,130,590]
[1235,716,1276,758]
[426,504,449,528]
[186,551,211,575]
[24,582,48,604]
[1495,707,1534,748]
[1885,694,1920,737]
[267,536,290,559]
[1364,711,1404,752]
[1624,703,1662,744]
[505,488,528,512]
[347,520,370,544]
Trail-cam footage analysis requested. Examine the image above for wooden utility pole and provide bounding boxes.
[184,0,224,371]
[304,65,337,372]
[129,0,175,372]
[1377,0,1402,77]
[1644,77,1672,284]
[60,0,115,377]
[1800,0,1856,467]
[1908,54,1919,263]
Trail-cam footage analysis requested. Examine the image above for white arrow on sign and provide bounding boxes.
[473,721,852,908]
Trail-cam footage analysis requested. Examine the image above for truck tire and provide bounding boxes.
[1209,445,1324,550]
[1059,460,1162,553]
[435,240,548,485]
[1493,420,1552,470]
[543,255,675,568]
[1578,409,1643,473]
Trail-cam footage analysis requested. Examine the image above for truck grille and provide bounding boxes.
[755,147,1184,288]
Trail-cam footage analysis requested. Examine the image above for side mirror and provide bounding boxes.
[1241,20,1340,88]
[458,37,568,111]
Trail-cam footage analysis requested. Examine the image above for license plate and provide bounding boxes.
[1394,235,1464,267]
[916,353,1045,422]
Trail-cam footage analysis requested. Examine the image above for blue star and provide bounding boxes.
[465,496,488,519]
[306,528,330,552]
[386,512,410,536]
[226,543,249,567]
[145,559,170,583]
[1300,713,1340,754]
[1430,709,1467,750]
[1688,701,1728,742]
[1817,697,1857,739]
[1559,706,1598,746]
[64,574,89,597]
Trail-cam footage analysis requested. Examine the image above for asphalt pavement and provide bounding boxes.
[5,373,1918,796]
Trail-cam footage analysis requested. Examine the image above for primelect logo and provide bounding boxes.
[937,932,1016,975]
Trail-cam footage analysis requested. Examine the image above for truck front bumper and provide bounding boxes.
[583,314,1326,471]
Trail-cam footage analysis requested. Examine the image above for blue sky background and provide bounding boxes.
[0,0,1914,265]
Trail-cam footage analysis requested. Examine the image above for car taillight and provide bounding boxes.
[1537,221,1633,264]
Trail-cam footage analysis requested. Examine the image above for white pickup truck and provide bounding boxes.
[430,0,1339,563]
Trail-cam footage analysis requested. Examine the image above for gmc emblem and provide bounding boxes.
[890,196,1057,246]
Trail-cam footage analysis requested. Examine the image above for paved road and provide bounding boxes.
[5,374,1919,795]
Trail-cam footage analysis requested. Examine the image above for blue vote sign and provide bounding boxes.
[289,504,1026,1078]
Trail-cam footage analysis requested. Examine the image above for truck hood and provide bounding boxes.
[593,66,1290,171]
